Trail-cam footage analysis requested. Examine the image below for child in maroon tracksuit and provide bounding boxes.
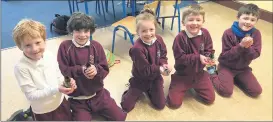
[211,4,262,97]
[121,8,172,112]
[57,12,126,121]
[167,4,215,109]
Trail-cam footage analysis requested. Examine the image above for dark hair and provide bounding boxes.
[67,12,96,34]
[237,3,260,19]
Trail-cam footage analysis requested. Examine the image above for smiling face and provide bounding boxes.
[137,20,156,44]
[238,14,258,31]
[183,13,204,36]
[21,37,45,61]
[72,29,91,45]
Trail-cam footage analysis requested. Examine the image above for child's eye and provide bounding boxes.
[251,19,257,22]
[243,17,249,20]
[36,41,41,45]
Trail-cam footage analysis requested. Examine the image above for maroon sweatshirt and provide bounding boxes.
[57,40,109,97]
[173,28,214,75]
[130,35,168,81]
[218,28,262,70]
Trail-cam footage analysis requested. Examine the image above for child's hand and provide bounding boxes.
[245,36,253,48]
[160,66,168,76]
[163,64,172,74]
[200,54,210,65]
[84,65,97,79]
[70,78,77,90]
[58,85,74,95]
[207,58,215,65]
[240,36,253,48]
[240,37,248,48]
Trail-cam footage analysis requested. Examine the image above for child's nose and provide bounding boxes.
[32,45,39,52]
[193,20,198,24]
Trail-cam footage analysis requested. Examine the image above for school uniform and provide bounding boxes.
[14,50,72,121]
[212,23,262,97]
[57,40,126,121]
[167,28,215,108]
[121,35,168,112]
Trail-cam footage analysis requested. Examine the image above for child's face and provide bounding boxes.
[137,20,156,44]
[21,37,45,61]
[72,29,91,45]
[183,14,204,36]
[238,14,258,31]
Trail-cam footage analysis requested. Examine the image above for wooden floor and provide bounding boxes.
[1,2,272,121]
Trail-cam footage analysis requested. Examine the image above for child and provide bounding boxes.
[13,19,77,121]
[167,4,215,109]
[121,8,172,112]
[57,12,126,121]
[211,4,262,97]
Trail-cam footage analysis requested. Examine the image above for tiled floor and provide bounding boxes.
[1,2,272,121]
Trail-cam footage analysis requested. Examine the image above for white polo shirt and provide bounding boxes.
[14,50,64,114]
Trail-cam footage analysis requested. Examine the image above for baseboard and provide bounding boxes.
[211,0,273,23]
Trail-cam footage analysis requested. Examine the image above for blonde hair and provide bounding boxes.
[182,4,205,23]
[12,19,46,49]
[136,8,159,32]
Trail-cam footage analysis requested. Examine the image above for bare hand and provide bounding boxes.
[162,64,172,74]
[245,36,253,48]
[70,78,77,89]
[84,65,97,79]
[240,36,253,48]
[58,85,74,95]
[200,54,210,65]
[160,66,168,76]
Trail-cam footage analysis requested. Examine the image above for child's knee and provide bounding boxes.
[167,97,182,109]
[203,92,215,104]
[120,90,140,112]
[120,100,136,112]
[248,87,262,97]
[218,89,233,97]
[111,111,127,121]
[152,100,166,110]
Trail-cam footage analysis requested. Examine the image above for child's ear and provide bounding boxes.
[181,20,185,26]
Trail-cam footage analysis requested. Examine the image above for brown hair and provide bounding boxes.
[136,8,159,32]
[237,3,260,19]
[182,4,205,24]
[67,12,96,34]
[12,19,46,49]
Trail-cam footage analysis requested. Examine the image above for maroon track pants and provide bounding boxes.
[167,71,215,108]
[69,88,127,121]
[211,64,262,97]
[121,76,166,112]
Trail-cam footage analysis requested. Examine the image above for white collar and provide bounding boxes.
[72,39,90,48]
[185,29,202,38]
[142,37,157,46]
[23,52,45,67]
